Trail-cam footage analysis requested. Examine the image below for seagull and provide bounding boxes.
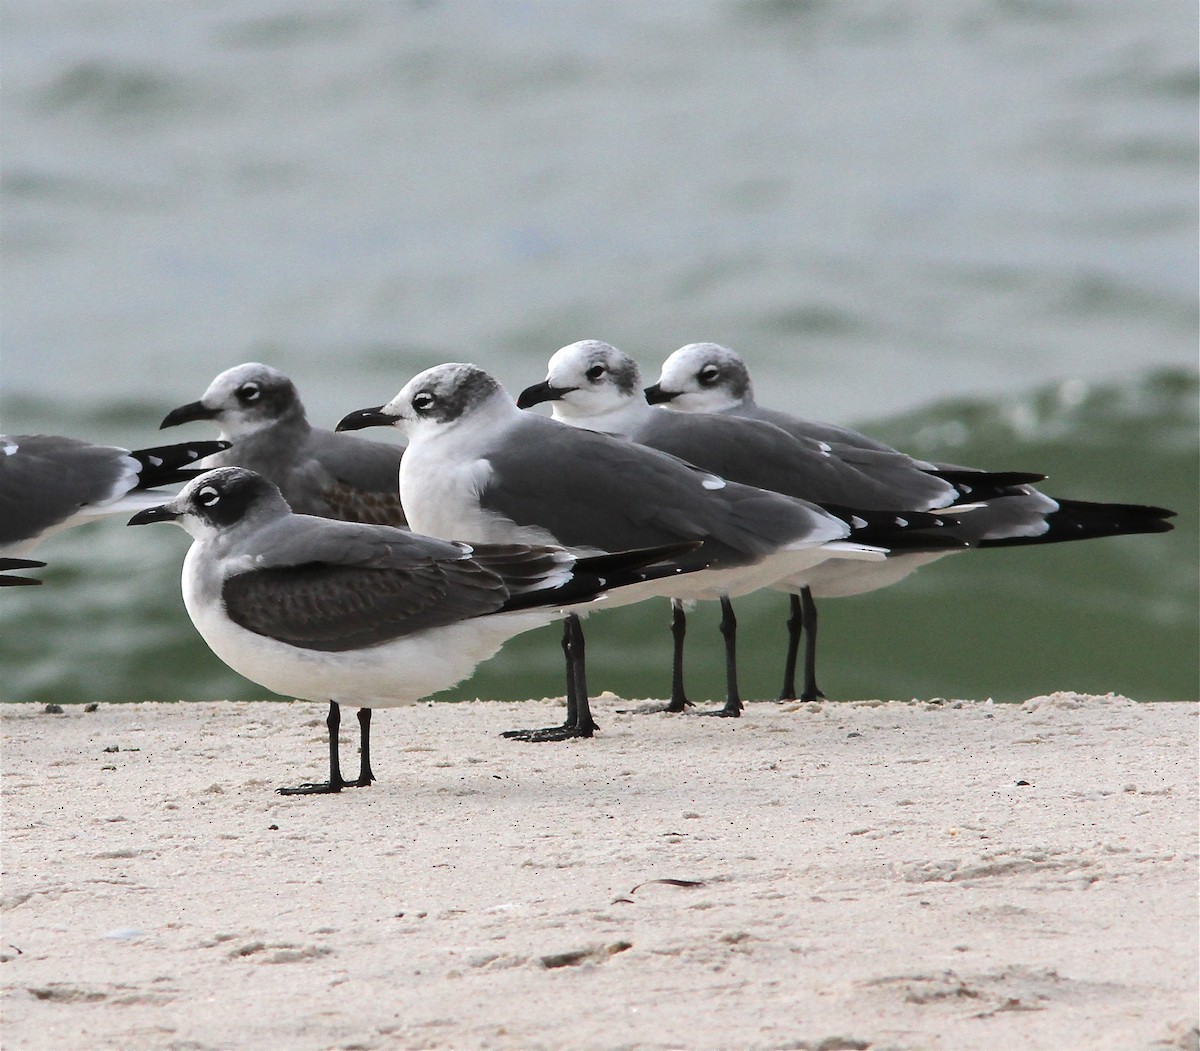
[644,342,1177,699]
[129,466,704,794]
[0,558,46,586]
[518,340,1008,708]
[336,363,962,731]
[0,433,229,557]
[160,362,407,526]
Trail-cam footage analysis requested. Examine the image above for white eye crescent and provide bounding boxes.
[196,485,221,507]
[237,383,261,403]
[412,392,436,413]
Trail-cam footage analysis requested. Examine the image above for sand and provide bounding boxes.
[1,692,1197,1051]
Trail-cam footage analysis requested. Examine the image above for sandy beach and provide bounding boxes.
[2,692,1196,1051]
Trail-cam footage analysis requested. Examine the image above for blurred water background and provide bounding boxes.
[2,0,1196,707]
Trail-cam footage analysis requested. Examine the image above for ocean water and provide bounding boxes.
[2,0,1196,705]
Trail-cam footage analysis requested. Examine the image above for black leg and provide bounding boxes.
[278,700,351,795]
[799,587,826,703]
[502,614,598,742]
[618,598,694,715]
[354,707,376,787]
[699,596,742,717]
[666,599,692,712]
[562,619,578,727]
[567,614,596,736]
[778,593,802,701]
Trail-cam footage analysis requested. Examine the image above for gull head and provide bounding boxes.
[337,363,510,442]
[517,341,644,424]
[160,363,303,440]
[128,466,290,542]
[646,343,754,414]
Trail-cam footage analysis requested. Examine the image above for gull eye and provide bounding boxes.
[585,364,605,382]
[698,365,720,387]
[236,382,261,403]
[195,485,220,507]
[412,391,437,414]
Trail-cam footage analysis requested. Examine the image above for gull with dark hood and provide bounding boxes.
[129,466,704,794]
[161,362,407,527]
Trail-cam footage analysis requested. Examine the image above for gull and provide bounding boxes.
[129,466,703,794]
[644,342,1177,699]
[336,363,961,731]
[0,433,229,558]
[519,340,1004,708]
[160,362,407,526]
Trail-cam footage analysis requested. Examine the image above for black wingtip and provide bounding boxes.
[129,440,229,489]
[978,499,1178,547]
[932,469,1049,496]
[0,557,47,586]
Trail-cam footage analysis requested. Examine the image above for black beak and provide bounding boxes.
[516,380,574,410]
[160,400,220,429]
[643,383,679,405]
[128,506,181,526]
[336,406,396,432]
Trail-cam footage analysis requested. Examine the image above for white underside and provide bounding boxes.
[775,549,957,598]
[182,544,558,707]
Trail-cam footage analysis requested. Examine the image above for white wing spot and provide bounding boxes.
[851,516,868,528]
[149,455,164,466]
[894,517,908,527]
[818,441,832,454]
[701,476,726,491]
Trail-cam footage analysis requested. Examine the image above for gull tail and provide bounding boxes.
[930,468,1046,499]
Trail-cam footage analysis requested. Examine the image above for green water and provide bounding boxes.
[2,1,1196,704]
[3,368,1194,706]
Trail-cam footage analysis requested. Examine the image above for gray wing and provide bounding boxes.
[480,416,840,567]
[0,435,137,546]
[729,405,904,455]
[222,519,507,651]
[215,425,406,526]
[246,514,464,571]
[635,413,956,512]
[298,428,406,525]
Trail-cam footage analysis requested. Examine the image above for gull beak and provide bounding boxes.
[160,400,221,430]
[516,380,575,410]
[336,406,398,432]
[643,383,679,405]
[128,505,181,526]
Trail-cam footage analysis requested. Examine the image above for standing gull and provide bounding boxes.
[337,363,962,731]
[129,466,702,794]
[0,433,229,558]
[160,362,407,526]
[519,340,1004,708]
[645,342,1177,699]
